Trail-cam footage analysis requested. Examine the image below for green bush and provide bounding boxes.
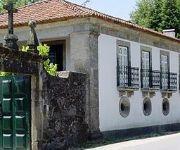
[0,44,57,76]
[36,44,57,76]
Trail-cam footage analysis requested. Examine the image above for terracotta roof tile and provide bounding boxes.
[0,0,179,43]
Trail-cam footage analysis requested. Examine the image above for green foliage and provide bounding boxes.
[37,43,49,57]
[21,45,29,52]
[160,0,180,34]
[130,0,154,28]
[130,0,180,38]
[43,59,57,76]
[37,44,57,76]
[20,44,57,76]
[0,0,40,13]
[0,72,12,76]
[15,0,40,8]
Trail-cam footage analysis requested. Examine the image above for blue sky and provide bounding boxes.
[67,0,137,20]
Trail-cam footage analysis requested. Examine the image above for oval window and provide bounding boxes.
[119,97,130,118]
[143,97,152,116]
[162,98,169,116]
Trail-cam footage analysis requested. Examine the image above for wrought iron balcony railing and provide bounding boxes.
[141,69,160,89]
[117,66,139,89]
[161,72,177,91]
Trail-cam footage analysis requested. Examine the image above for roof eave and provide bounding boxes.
[0,15,179,43]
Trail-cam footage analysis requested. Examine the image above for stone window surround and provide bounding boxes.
[119,96,171,118]
[116,40,131,90]
[160,50,170,73]
[140,46,153,91]
[119,96,130,118]
[162,98,170,116]
[116,40,131,66]
[140,45,152,71]
[143,97,152,116]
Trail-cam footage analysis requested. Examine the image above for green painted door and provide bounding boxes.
[0,75,31,150]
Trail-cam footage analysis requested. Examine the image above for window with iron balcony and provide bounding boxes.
[160,53,177,91]
[117,65,139,89]
[141,49,161,90]
[160,72,177,91]
[117,45,139,90]
[141,69,161,90]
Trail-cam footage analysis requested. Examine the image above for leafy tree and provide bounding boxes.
[15,0,40,7]
[0,0,40,13]
[130,0,154,28]
[150,0,163,31]
[177,0,180,10]
[160,0,180,37]
[130,0,180,38]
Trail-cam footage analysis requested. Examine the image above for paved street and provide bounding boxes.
[85,133,180,150]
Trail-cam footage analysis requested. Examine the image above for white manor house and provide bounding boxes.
[0,0,180,138]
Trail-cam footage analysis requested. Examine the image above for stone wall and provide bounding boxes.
[41,71,88,150]
[69,30,101,139]
[0,46,42,74]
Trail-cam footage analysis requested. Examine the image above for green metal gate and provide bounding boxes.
[0,75,31,150]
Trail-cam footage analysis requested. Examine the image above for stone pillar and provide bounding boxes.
[69,30,102,138]
[31,64,44,150]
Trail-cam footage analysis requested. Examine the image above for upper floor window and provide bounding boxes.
[117,46,129,87]
[142,51,151,71]
[160,53,169,90]
[118,46,128,67]
[117,40,139,89]
[161,54,169,73]
[141,49,152,89]
[160,52,177,91]
[141,46,161,89]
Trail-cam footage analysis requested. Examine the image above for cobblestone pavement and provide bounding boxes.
[84,133,180,150]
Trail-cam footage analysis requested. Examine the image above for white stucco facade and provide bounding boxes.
[0,18,179,135]
[98,34,180,132]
